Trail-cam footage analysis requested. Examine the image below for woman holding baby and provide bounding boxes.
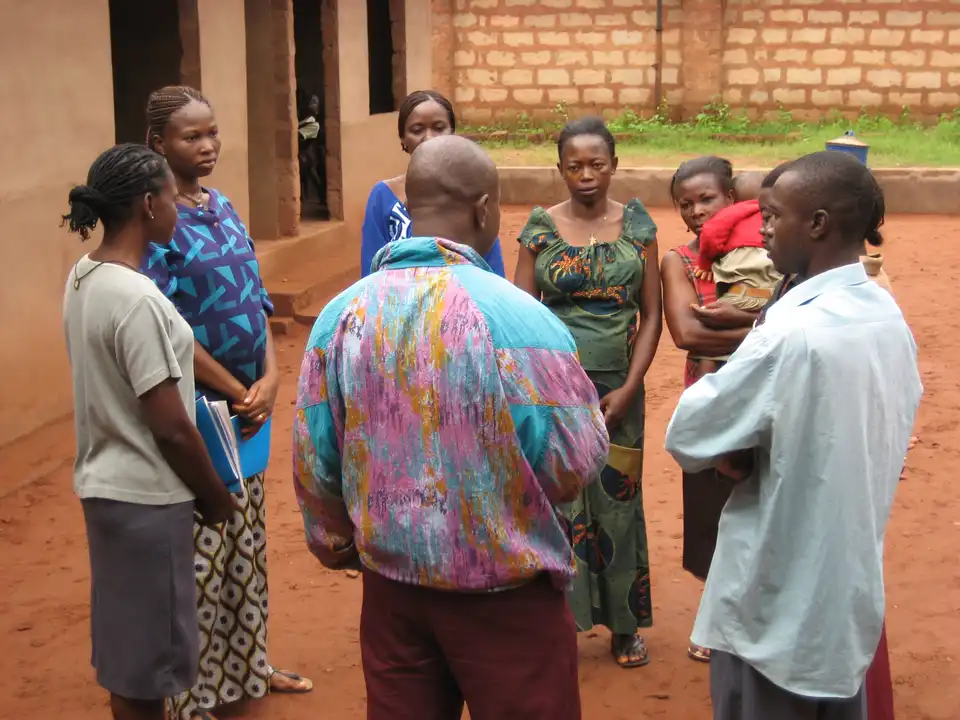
[660,156,765,662]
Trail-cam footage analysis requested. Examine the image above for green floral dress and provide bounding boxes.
[518,199,656,635]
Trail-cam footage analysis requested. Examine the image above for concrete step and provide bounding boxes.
[292,266,358,326]
[256,220,344,278]
[257,220,360,319]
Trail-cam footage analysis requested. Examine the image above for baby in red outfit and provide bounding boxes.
[692,172,782,371]
[696,172,781,311]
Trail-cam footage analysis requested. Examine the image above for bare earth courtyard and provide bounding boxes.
[2,208,958,720]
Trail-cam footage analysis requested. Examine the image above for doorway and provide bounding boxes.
[293,0,329,221]
[109,0,186,144]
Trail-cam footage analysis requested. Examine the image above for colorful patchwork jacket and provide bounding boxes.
[293,236,609,591]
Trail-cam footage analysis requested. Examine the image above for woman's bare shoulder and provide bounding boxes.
[383,175,406,201]
[544,199,570,219]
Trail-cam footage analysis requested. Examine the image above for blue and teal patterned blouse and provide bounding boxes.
[141,190,274,399]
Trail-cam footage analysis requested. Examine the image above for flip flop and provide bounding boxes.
[269,668,314,694]
[688,643,711,663]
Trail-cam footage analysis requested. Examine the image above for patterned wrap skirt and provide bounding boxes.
[169,473,269,719]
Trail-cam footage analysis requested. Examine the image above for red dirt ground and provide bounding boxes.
[1,208,958,720]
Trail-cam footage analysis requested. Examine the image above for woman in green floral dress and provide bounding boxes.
[514,117,663,668]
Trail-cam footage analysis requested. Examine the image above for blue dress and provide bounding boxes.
[141,189,274,400]
[360,180,505,278]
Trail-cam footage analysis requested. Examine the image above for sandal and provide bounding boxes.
[269,667,314,694]
[688,643,711,663]
[611,633,651,669]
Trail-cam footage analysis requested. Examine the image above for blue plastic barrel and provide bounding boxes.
[825,130,869,166]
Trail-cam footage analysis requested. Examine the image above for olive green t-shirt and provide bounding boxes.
[63,256,196,505]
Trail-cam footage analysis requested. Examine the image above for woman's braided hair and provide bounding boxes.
[61,144,168,241]
[146,85,210,150]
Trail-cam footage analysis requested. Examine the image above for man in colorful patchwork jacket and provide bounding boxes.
[293,135,608,720]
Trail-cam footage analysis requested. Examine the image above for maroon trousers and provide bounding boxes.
[360,570,581,720]
[866,623,895,720]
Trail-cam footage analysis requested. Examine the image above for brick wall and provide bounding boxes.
[723,2,960,119]
[434,0,960,124]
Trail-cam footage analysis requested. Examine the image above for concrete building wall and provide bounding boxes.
[0,0,434,448]
[337,0,433,228]
[245,0,300,239]
[0,0,116,447]
[435,0,960,123]
[198,0,251,221]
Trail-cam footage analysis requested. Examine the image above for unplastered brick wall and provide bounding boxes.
[722,1,960,119]
[441,0,684,125]
[433,0,960,124]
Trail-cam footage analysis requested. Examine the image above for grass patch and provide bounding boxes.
[467,102,960,169]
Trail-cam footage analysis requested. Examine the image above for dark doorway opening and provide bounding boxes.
[367,0,405,116]
[293,0,329,221]
[109,0,185,144]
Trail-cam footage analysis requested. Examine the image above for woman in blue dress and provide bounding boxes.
[360,90,505,277]
[142,85,312,720]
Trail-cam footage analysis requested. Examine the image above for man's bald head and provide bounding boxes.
[405,135,501,257]
[406,135,499,210]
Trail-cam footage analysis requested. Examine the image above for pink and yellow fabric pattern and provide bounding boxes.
[293,236,609,591]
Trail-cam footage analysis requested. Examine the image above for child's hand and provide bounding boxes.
[694,268,714,282]
[692,301,756,330]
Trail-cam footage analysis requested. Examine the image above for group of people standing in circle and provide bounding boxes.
[61,82,918,720]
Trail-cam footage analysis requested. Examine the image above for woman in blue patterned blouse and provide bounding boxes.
[360,89,505,278]
[142,86,312,720]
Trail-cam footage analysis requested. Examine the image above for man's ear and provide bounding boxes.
[474,193,490,230]
[611,155,619,174]
[810,209,829,241]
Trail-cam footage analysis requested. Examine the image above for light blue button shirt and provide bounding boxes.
[665,262,922,698]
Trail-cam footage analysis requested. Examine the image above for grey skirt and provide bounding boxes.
[82,498,199,700]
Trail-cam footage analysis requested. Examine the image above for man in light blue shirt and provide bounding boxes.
[666,152,922,720]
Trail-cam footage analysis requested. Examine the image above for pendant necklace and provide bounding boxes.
[588,213,609,245]
[177,189,206,207]
[73,259,138,289]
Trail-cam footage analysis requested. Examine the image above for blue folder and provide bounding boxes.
[195,398,272,493]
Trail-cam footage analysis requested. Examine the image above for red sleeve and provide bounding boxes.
[697,200,763,272]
